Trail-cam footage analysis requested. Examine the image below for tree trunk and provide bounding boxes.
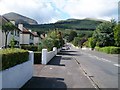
[5,33,8,48]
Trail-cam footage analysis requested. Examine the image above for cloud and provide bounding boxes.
[0,0,119,23]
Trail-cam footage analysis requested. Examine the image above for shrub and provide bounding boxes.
[0,48,29,71]
[42,38,54,51]
[72,37,80,46]
[95,46,120,54]
[89,37,96,50]
[34,52,42,64]
[21,45,38,51]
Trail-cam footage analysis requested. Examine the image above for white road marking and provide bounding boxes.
[114,64,120,67]
[101,58,111,62]
[50,67,53,69]
[81,51,119,67]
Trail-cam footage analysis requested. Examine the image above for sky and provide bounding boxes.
[0,0,119,24]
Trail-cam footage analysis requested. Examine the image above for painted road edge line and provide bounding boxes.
[114,64,120,67]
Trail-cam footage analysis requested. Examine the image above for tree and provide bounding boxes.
[92,21,115,47]
[114,24,120,47]
[68,31,77,42]
[72,37,80,46]
[88,37,96,50]
[2,22,16,48]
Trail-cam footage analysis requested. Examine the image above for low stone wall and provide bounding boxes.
[41,47,62,65]
[0,51,34,89]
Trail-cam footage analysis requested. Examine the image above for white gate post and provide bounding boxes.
[53,47,57,55]
[42,49,47,64]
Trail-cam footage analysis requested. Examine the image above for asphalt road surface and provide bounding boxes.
[68,43,119,89]
[22,44,119,89]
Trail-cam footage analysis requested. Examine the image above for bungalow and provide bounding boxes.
[18,24,39,45]
[32,32,39,45]
[18,24,34,45]
[0,16,21,48]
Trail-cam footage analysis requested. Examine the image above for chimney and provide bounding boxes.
[29,29,32,32]
[18,24,23,31]
[10,20,15,25]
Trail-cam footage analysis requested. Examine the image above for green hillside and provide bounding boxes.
[3,12,106,34]
[24,18,105,33]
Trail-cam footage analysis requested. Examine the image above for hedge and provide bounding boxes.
[34,52,41,64]
[21,45,38,51]
[0,48,29,71]
[95,46,120,54]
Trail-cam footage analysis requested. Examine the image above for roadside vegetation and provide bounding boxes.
[0,48,29,70]
[71,19,120,54]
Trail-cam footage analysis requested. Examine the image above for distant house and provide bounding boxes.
[0,16,40,48]
[0,16,21,48]
[32,32,39,45]
[18,24,34,45]
[18,24,39,45]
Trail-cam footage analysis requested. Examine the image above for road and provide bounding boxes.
[22,44,119,89]
[68,43,119,89]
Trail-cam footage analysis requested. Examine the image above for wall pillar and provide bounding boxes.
[42,49,47,64]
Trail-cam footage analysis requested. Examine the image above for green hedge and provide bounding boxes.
[95,46,120,54]
[0,48,29,71]
[34,52,41,64]
[21,45,38,51]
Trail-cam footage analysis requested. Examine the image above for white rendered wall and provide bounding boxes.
[20,34,30,44]
[34,37,39,45]
[0,51,34,89]
[42,47,57,64]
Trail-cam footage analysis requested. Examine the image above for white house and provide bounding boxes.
[19,24,35,45]
[0,16,21,48]
[32,32,39,45]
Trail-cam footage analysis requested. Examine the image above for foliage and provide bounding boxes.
[21,45,38,51]
[114,24,120,47]
[9,36,15,48]
[93,21,115,47]
[72,37,81,46]
[95,46,120,54]
[42,38,54,51]
[0,48,29,71]
[67,31,77,42]
[34,52,41,64]
[2,22,16,48]
[89,37,96,49]
[79,38,87,48]
[25,18,103,33]
[78,31,93,38]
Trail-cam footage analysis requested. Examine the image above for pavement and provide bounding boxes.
[21,49,95,89]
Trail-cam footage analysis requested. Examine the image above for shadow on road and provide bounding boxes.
[21,77,67,89]
[58,50,80,56]
[60,50,78,52]
[48,56,65,66]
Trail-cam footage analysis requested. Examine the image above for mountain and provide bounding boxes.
[24,18,105,33]
[3,12,38,25]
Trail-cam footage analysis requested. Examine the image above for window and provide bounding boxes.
[17,31,19,37]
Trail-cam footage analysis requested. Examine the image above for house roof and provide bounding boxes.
[22,28,39,37]
[1,16,21,32]
[32,32,39,37]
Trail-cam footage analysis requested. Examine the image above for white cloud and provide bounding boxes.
[0,0,119,23]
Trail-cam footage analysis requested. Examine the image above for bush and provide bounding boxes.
[42,38,54,51]
[72,37,80,46]
[21,45,38,51]
[95,46,120,54]
[89,37,96,50]
[34,52,42,64]
[0,48,29,71]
